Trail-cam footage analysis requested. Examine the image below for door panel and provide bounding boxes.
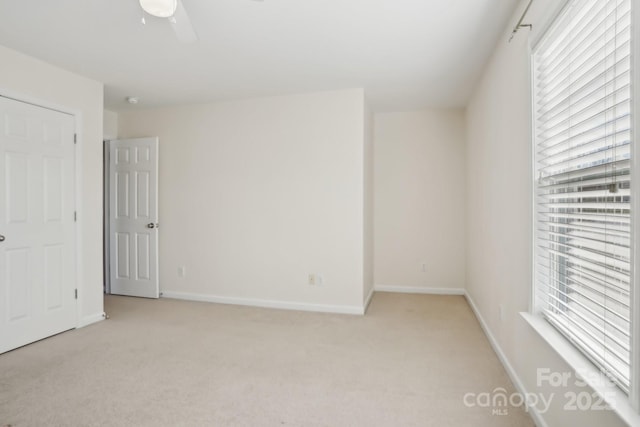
[6,153,29,223]
[116,232,130,279]
[7,248,29,321]
[116,172,130,218]
[44,244,63,310]
[136,233,150,280]
[136,172,150,218]
[116,146,130,164]
[0,95,76,354]
[115,172,129,219]
[44,156,64,222]
[5,114,28,139]
[109,138,159,298]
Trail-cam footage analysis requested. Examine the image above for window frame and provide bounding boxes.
[527,0,640,416]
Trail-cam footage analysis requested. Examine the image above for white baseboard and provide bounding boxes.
[374,285,465,295]
[161,291,366,315]
[78,312,106,328]
[363,286,375,313]
[464,293,548,427]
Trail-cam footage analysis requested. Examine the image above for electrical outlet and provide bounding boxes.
[421,263,427,272]
[308,274,316,285]
[178,266,186,278]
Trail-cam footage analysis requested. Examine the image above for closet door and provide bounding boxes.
[0,96,77,354]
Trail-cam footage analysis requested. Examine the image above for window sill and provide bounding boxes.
[520,312,640,426]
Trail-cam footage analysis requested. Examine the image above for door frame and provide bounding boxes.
[103,139,111,295]
[0,87,83,328]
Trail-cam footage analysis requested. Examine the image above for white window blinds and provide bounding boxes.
[534,0,633,392]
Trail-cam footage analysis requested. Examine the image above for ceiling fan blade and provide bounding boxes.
[170,0,198,43]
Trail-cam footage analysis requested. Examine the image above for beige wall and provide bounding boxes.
[465,0,626,425]
[373,109,466,292]
[118,89,369,312]
[0,44,104,324]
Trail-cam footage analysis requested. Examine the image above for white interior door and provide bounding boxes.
[109,138,159,298]
[0,96,77,354]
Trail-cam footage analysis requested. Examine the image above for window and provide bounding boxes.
[533,0,633,392]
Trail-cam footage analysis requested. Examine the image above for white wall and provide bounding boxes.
[363,100,374,306]
[0,44,104,325]
[118,89,369,313]
[103,110,118,140]
[373,110,466,292]
[465,1,627,425]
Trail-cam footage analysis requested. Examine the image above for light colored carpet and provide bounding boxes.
[0,293,534,426]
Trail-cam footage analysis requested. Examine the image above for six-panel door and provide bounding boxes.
[0,96,76,354]
[109,138,159,298]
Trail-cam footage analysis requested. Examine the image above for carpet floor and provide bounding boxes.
[0,292,534,426]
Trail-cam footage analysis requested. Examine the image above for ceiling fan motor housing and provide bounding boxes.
[139,0,177,18]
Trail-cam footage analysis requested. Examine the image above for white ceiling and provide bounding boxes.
[0,0,520,112]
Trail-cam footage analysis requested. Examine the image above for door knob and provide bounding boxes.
[147,223,155,229]
[0,235,4,242]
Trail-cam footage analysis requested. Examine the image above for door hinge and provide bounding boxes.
[74,211,77,222]
[74,134,77,144]
[74,289,78,299]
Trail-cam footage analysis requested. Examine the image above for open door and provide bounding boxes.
[108,137,159,298]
